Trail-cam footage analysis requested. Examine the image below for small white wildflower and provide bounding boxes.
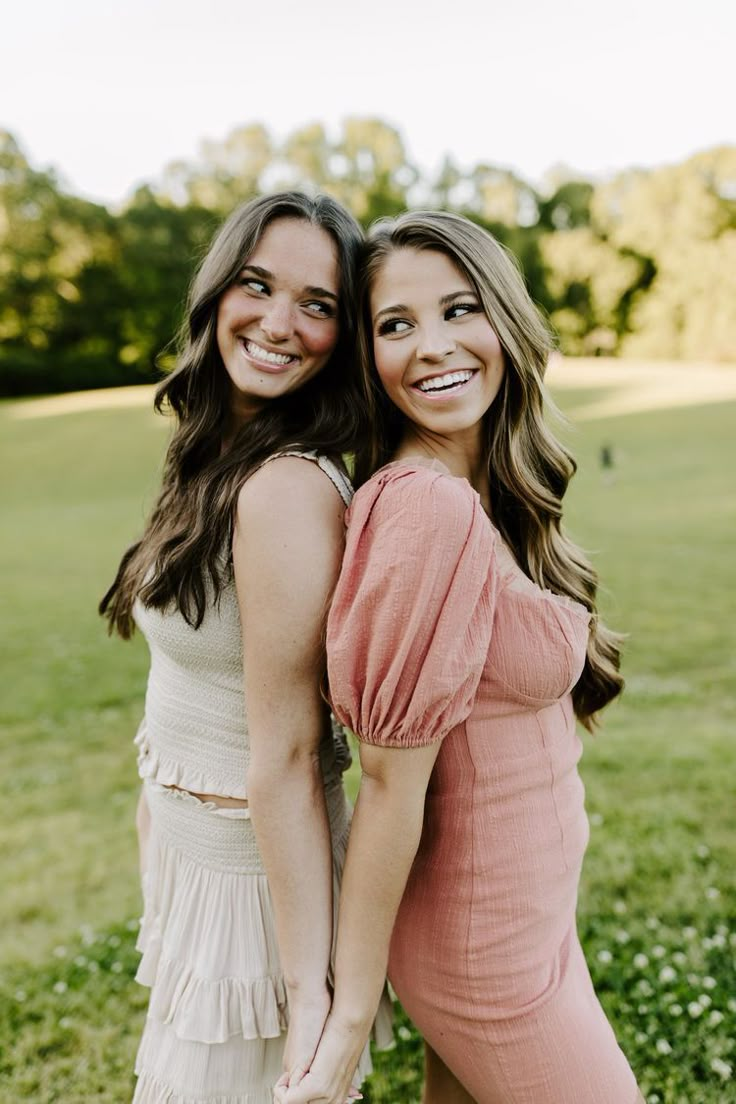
[597,949,613,964]
[397,1026,412,1041]
[669,1003,683,1016]
[662,991,676,1005]
[711,933,726,949]
[637,1004,649,1015]
[695,844,710,859]
[14,989,27,1002]
[633,953,649,969]
[672,951,687,967]
[682,926,697,940]
[108,934,121,948]
[615,929,630,944]
[710,1058,732,1080]
[705,886,720,900]
[613,899,627,915]
[655,1039,672,1055]
[727,998,736,1013]
[688,1001,703,1018]
[708,1010,724,1026]
[636,979,654,997]
[589,812,603,827]
[74,955,87,967]
[111,960,124,974]
[645,917,660,931]
[635,1031,647,1045]
[647,1095,661,1104]
[699,994,712,1009]
[716,924,728,937]
[702,936,714,951]
[59,1016,72,1029]
[79,924,95,945]
[651,944,666,959]
[659,965,677,983]
[702,975,717,990]
[125,918,140,931]
[53,981,67,995]
[53,946,67,959]
[87,960,99,974]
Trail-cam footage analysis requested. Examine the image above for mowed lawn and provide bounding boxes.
[0,381,734,1103]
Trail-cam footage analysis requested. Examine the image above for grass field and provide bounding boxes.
[1,369,735,1103]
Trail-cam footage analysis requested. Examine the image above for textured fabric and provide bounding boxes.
[327,462,639,1104]
[133,452,352,800]
[133,782,392,1103]
[131,452,393,1102]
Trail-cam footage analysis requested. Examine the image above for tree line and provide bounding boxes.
[1,120,734,396]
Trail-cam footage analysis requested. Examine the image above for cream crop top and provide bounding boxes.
[132,451,353,800]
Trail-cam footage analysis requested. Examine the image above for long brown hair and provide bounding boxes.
[355,210,623,728]
[101,191,364,638]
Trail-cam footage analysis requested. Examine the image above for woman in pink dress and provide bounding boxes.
[280,211,644,1103]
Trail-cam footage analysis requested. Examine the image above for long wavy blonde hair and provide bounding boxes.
[355,210,623,728]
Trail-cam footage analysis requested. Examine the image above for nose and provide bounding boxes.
[416,323,455,363]
[260,296,294,342]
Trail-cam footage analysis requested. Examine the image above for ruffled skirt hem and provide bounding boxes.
[134,779,392,1100]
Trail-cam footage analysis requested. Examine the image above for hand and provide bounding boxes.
[277,988,331,1096]
[279,1013,367,1104]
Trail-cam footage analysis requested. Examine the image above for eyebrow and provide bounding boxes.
[240,264,339,302]
[373,289,476,322]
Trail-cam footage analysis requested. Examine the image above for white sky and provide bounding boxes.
[2,0,734,207]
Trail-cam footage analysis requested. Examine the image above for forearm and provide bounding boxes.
[248,747,334,998]
[331,774,425,1034]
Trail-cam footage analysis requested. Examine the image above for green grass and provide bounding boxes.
[1,391,734,1103]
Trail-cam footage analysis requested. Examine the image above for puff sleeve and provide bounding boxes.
[327,465,497,748]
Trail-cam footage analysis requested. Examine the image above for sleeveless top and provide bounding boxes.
[132,451,354,803]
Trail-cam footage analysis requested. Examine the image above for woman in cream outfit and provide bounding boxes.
[101,192,391,1103]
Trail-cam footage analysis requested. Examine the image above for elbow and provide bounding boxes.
[357,771,427,843]
[247,744,322,805]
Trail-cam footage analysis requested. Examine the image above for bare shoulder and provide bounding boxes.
[236,455,346,532]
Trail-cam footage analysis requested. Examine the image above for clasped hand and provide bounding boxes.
[274,1012,366,1104]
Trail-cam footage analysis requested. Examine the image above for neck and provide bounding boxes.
[394,426,491,506]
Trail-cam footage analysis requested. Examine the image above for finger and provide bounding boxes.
[288,1064,307,1088]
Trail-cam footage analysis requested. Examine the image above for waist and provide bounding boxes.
[136,715,351,804]
[144,776,350,873]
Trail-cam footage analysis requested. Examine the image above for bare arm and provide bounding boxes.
[233,457,346,1075]
[281,739,441,1103]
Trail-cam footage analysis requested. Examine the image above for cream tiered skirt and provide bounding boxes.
[133,779,393,1103]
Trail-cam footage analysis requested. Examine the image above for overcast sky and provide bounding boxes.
[3,0,734,207]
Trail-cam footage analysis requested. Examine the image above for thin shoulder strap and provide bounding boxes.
[257,450,353,508]
[314,455,353,508]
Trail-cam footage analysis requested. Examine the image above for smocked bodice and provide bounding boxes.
[133,451,353,800]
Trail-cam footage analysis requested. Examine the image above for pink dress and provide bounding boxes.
[327,462,639,1104]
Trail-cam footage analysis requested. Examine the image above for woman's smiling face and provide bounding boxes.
[370,247,505,443]
[216,217,340,424]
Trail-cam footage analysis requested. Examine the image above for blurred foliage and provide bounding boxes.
[1,124,735,396]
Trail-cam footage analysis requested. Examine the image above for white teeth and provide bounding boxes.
[416,370,473,393]
[244,340,296,366]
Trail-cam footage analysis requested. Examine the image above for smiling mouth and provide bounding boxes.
[413,369,477,395]
[241,338,299,368]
